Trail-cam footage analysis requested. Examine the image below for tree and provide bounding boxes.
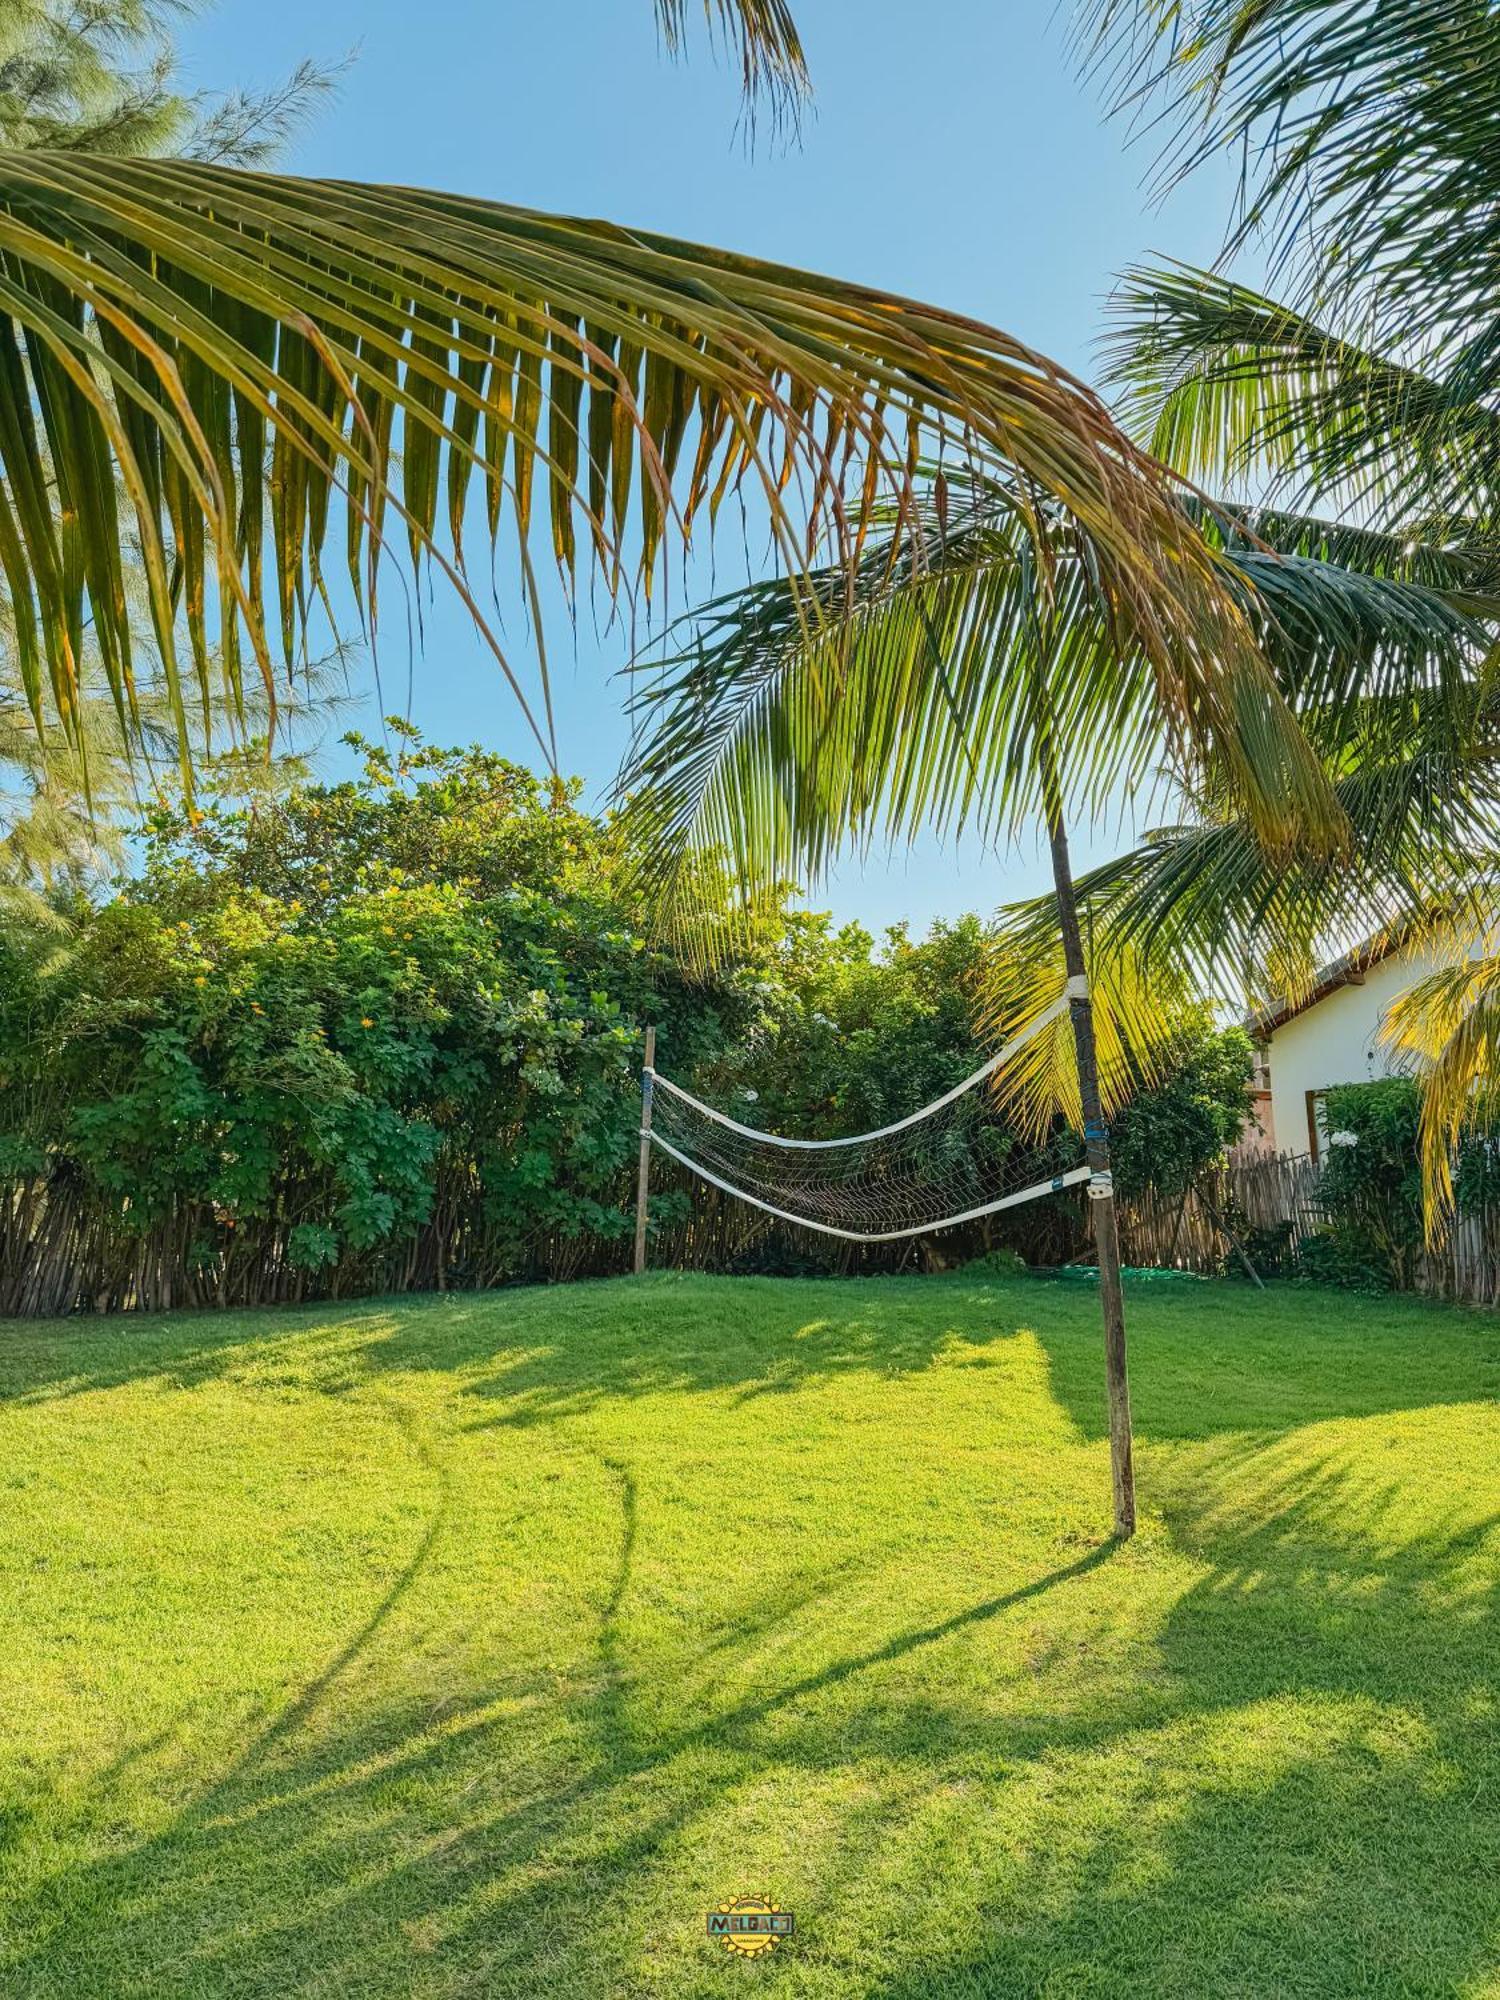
[1107,1019,1256,1205]
[0,0,344,896]
[1071,0,1500,1231]
[0,0,333,163]
[620,469,1354,1535]
[0,0,1309,864]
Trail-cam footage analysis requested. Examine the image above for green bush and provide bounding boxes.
[1295,1229,1398,1294]
[1108,1023,1258,1202]
[1300,1078,1427,1291]
[0,738,776,1304]
[963,1246,1028,1279]
[0,731,1244,1312]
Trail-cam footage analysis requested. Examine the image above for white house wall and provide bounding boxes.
[1263,945,1444,1154]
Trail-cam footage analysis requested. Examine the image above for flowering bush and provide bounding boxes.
[1304,1078,1446,1291]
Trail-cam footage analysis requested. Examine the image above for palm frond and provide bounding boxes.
[621,495,1165,894]
[653,0,810,123]
[618,472,1344,934]
[998,674,1500,1023]
[981,498,1500,1015]
[1381,929,1500,1236]
[1191,499,1500,600]
[0,151,1257,792]
[1198,515,1500,745]
[976,925,1198,1139]
[1083,0,1500,340]
[1104,262,1500,518]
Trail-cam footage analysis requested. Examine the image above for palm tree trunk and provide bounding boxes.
[1037,725,1137,1539]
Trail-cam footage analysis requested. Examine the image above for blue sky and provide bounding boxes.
[179,0,1243,932]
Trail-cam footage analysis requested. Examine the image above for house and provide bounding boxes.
[1244,929,1447,1160]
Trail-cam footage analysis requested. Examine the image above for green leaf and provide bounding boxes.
[0,150,1270,802]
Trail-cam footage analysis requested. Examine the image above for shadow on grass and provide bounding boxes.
[863,1446,1500,1997]
[4,1278,1499,1995]
[0,1277,966,1412]
[6,1436,1499,1998]
[0,1537,1119,1997]
[3,1273,1494,1446]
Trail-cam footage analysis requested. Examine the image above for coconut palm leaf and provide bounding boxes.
[653,0,810,121]
[1191,498,1500,603]
[998,734,1499,1018]
[1083,0,1500,340]
[621,466,1500,1095]
[1192,505,1500,735]
[1382,931,1500,1233]
[0,150,1262,796]
[993,498,1500,995]
[622,500,1169,893]
[1103,262,1500,521]
[991,723,1500,1148]
[624,470,1500,936]
[992,590,1500,1031]
[976,926,1200,1139]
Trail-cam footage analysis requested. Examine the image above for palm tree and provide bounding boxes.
[0,0,1356,1542]
[0,0,1332,882]
[618,465,1420,1534]
[1070,0,1500,1224]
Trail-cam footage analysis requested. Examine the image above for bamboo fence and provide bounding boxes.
[6,1144,1500,1317]
[1116,1149,1500,1305]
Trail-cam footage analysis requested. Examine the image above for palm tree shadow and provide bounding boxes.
[6,1279,1500,1995]
[858,1436,1500,1997]
[1026,1275,1498,1441]
[1,1534,1119,1996]
[18,1443,1498,1999]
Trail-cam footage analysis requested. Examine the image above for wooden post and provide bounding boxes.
[633,1025,656,1276]
[1037,726,1136,1539]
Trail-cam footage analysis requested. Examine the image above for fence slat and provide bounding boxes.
[7,1144,1500,1316]
[1115,1149,1500,1305]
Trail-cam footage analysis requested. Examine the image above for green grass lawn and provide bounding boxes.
[2,1274,1498,1998]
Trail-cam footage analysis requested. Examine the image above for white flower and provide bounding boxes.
[1328,1129,1359,1148]
[738,1087,759,1103]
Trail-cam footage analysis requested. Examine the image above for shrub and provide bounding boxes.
[1301,1078,1426,1291]
[0,732,1241,1312]
[963,1246,1028,1279]
[1295,1229,1398,1294]
[1108,1023,1258,1202]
